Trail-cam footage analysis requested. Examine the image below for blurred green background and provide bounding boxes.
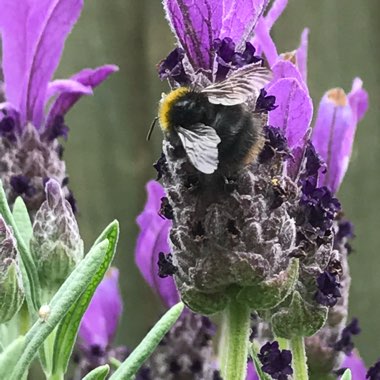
[56,0,379,365]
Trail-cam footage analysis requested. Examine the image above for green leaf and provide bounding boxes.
[340,369,352,380]
[82,365,110,380]
[12,197,33,247]
[0,336,25,380]
[0,181,40,311]
[9,236,111,380]
[52,221,119,376]
[109,302,184,380]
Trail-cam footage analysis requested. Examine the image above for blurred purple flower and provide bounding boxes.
[252,3,368,193]
[246,361,259,380]
[76,268,128,379]
[0,0,118,139]
[135,180,180,308]
[340,352,367,380]
[79,268,122,351]
[312,80,369,193]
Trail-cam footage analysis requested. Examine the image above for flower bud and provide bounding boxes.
[0,217,24,323]
[30,179,83,295]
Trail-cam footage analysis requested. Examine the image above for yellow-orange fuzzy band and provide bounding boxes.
[159,87,190,131]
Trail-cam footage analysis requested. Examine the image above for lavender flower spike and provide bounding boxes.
[0,0,118,129]
[312,79,369,193]
[135,180,179,308]
[0,0,118,213]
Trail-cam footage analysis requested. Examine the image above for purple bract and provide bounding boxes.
[0,0,118,138]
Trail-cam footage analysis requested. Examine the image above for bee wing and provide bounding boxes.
[201,63,272,106]
[177,124,221,174]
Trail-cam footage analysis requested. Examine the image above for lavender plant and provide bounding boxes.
[0,1,183,380]
[0,0,376,380]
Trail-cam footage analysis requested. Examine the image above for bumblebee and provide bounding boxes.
[153,63,272,174]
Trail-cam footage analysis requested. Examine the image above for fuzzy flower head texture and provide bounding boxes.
[135,0,369,378]
[0,0,118,212]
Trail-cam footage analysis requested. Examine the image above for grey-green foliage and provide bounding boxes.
[109,302,185,380]
[0,336,26,380]
[82,364,110,380]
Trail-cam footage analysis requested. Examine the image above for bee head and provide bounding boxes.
[159,88,209,132]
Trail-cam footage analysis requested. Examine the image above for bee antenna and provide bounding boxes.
[146,117,158,141]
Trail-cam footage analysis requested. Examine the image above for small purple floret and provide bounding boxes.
[255,89,278,113]
[158,48,189,86]
[367,359,380,380]
[333,318,361,354]
[153,152,168,181]
[304,142,325,180]
[10,175,36,197]
[259,126,289,163]
[214,37,262,81]
[300,179,341,234]
[232,42,263,68]
[315,271,342,307]
[337,220,355,241]
[258,341,293,380]
[41,115,69,141]
[0,113,17,142]
[159,197,174,220]
[214,37,236,82]
[157,252,177,278]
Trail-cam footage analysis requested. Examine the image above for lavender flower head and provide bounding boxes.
[0,0,118,213]
[139,0,369,378]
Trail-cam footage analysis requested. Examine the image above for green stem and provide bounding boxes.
[276,336,289,350]
[290,335,309,380]
[221,299,251,380]
[48,373,64,380]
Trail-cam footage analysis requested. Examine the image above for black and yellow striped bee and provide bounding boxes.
[151,63,272,175]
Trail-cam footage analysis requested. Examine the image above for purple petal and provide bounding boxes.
[348,78,369,122]
[253,17,278,67]
[312,79,368,193]
[220,0,269,48]
[0,0,84,127]
[46,79,93,100]
[296,28,309,84]
[265,0,288,29]
[135,181,179,308]
[267,77,313,148]
[246,360,259,380]
[252,0,287,55]
[0,1,28,112]
[340,353,367,380]
[162,0,223,72]
[46,64,118,129]
[79,268,122,350]
[272,60,306,91]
